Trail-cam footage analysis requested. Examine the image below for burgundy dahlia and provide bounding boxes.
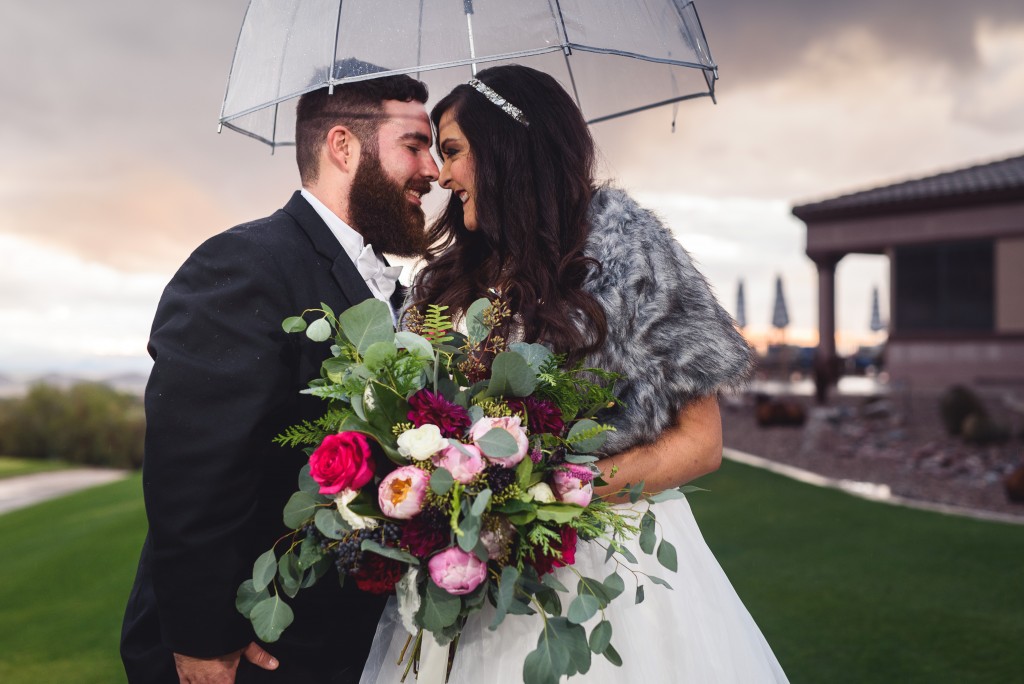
[400,509,449,557]
[531,526,579,576]
[352,554,404,594]
[407,390,471,438]
[507,396,565,436]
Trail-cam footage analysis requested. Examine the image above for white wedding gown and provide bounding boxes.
[360,495,789,683]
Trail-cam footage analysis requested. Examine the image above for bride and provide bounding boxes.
[362,64,788,683]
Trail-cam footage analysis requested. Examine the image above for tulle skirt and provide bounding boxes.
[360,496,788,683]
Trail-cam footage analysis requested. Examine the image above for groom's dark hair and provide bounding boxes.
[296,69,428,184]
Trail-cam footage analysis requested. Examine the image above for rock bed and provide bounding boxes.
[720,390,1024,519]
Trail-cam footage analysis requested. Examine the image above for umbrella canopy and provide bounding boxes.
[219,0,718,148]
[771,275,789,330]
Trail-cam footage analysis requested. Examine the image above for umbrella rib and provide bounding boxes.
[586,92,710,125]
[218,0,255,122]
[547,0,582,110]
[330,0,344,94]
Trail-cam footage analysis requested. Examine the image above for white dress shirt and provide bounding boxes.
[299,189,402,313]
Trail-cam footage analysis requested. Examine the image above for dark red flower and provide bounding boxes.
[506,396,565,436]
[407,390,471,438]
[352,553,404,594]
[400,509,449,558]
[531,526,578,575]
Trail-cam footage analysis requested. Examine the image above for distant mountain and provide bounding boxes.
[0,371,149,398]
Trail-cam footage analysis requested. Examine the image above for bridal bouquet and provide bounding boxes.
[236,297,687,683]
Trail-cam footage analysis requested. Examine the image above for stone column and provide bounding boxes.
[812,253,843,404]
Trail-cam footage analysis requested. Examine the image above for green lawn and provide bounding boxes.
[0,456,72,480]
[690,459,1024,683]
[0,463,1022,683]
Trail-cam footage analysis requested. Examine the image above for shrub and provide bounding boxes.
[0,383,144,469]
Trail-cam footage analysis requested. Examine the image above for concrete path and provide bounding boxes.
[724,447,1024,526]
[0,469,130,515]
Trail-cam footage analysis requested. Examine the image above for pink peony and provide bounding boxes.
[553,469,594,508]
[428,547,488,595]
[469,415,529,468]
[408,390,471,438]
[378,466,430,519]
[433,443,485,484]
[308,432,376,496]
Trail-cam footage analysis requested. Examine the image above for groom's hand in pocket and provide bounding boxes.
[174,642,279,683]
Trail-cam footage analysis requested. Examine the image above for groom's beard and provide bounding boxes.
[348,152,432,258]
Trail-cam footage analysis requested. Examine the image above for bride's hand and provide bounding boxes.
[593,395,723,503]
[173,642,278,683]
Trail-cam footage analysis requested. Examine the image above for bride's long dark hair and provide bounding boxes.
[413,65,607,358]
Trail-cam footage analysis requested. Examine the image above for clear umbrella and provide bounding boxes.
[219,0,718,148]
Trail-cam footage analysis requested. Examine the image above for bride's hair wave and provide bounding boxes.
[414,65,607,359]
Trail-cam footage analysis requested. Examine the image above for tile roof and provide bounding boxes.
[793,153,1024,222]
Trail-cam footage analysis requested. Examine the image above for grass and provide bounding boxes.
[1,463,1022,683]
[689,459,1024,683]
[0,456,72,480]
[0,474,146,684]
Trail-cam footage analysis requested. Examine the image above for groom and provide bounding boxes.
[120,74,439,683]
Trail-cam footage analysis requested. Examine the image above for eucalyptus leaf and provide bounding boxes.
[536,503,586,524]
[476,427,519,458]
[297,534,322,570]
[305,317,332,342]
[564,454,599,464]
[465,298,491,345]
[656,539,678,572]
[458,514,481,552]
[603,642,623,667]
[613,543,637,565]
[314,507,349,540]
[419,580,462,631]
[648,575,674,590]
[679,484,709,494]
[566,419,607,453]
[635,584,645,604]
[507,342,553,373]
[362,340,398,370]
[297,465,320,495]
[470,489,492,517]
[553,618,592,676]
[282,491,320,529]
[395,331,434,361]
[430,468,454,496]
[319,302,336,319]
[515,454,534,490]
[467,404,484,424]
[339,298,395,355]
[648,488,686,503]
[351,392,366,421]
[602,572,625,600]
[567,593,601,625]
[250,595,294,643]
[589,620,612,654]
[486,351,539,398]
[252,549,277,592]
[639,510,657,555]
[361,539,419,566]
[628,481,645,504]
[278,552,302,598]
[523,632,570,684]
[490,565,520,631]
[542,573,569,593]
[282,316,307,333]
[535,587,562,617]
[235,580,269,618]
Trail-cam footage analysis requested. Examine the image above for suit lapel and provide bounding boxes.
[282,191,373,310]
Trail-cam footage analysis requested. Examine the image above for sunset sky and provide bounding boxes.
[3,0,1024,376]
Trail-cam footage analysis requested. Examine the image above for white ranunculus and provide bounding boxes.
[527,482,556,504]
[397,424,447,461]
[334,488,378,530]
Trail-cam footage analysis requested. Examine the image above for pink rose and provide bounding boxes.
[553,470,594,508]
[469,415,529,468]
[377,466,430,519]
[308,432,376,496]
[428,547,488,595]
[433,443,485,484]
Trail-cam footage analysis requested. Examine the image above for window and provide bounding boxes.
[894,240,993,333]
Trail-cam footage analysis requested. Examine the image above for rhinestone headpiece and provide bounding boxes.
[467,78,529,127]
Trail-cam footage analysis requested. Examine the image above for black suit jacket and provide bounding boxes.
[121,192,396,683]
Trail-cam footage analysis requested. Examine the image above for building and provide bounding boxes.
[792,154,1024,397]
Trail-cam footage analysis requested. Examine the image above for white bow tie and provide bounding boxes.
[355,244,402,301]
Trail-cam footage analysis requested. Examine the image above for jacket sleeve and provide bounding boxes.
[142,230,298,656]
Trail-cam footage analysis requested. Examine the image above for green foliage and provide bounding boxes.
[0,383,145,469]
[273,409,351,449]
[533,355,619,423]
[422,304,455,344]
